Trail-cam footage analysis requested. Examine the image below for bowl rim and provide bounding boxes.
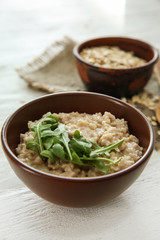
[1,91,154,183]
[73,36,159,72]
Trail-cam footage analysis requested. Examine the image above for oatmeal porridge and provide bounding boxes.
[80,46,146,69]
[16,111,143,178]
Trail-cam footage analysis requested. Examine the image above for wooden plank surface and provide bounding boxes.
[0,0,160,239]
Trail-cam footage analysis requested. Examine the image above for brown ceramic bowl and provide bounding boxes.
[1,92,154,207]
[73,37,159,98]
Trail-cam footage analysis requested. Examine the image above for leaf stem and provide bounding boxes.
[62,134,72,161]
[80,157,114,163]
[37,121,44,153]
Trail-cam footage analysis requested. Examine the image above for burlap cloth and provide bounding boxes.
[16,36,86,92]
[16,36,160,150]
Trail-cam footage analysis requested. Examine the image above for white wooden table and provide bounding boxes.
[0,0,160,239]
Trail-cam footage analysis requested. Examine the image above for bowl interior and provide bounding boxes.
[5,92,152,157]
[76,37,157,63]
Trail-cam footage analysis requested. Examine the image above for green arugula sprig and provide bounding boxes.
[26,115,124,174]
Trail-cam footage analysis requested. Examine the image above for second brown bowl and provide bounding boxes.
[73,37,159,98]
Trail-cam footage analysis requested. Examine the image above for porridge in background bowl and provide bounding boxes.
[74,37,159,97]
[16,111,143,178]
[80,46,146,69]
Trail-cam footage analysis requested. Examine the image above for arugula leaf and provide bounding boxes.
[79,155,110,173]
[42,137,54,150]
[52,123,66,137]
[42,115,59,126]
[70,139,92,156]
[40,150,56,163]
[27,115,59,156]
[39,124,52,131]
[90,139,124,157]
[53,137,61,144]
[26,140,40,155]
[92,160,110,174]
[90,141,101,149]
[40,130,55,138]
[52,143,66,161]
[71,151,84,165]
[30,125,37,132]
[70,130,92,156]
[73,130,80,138]
[79,155,121,173]
[52,123,72,161]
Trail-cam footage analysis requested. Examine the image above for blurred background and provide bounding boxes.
[1,0,160,69]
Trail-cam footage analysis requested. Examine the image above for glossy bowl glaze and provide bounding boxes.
[73,37,159,98]
[1,92,154,207]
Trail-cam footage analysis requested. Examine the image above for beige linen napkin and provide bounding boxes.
[16,36,86,92]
